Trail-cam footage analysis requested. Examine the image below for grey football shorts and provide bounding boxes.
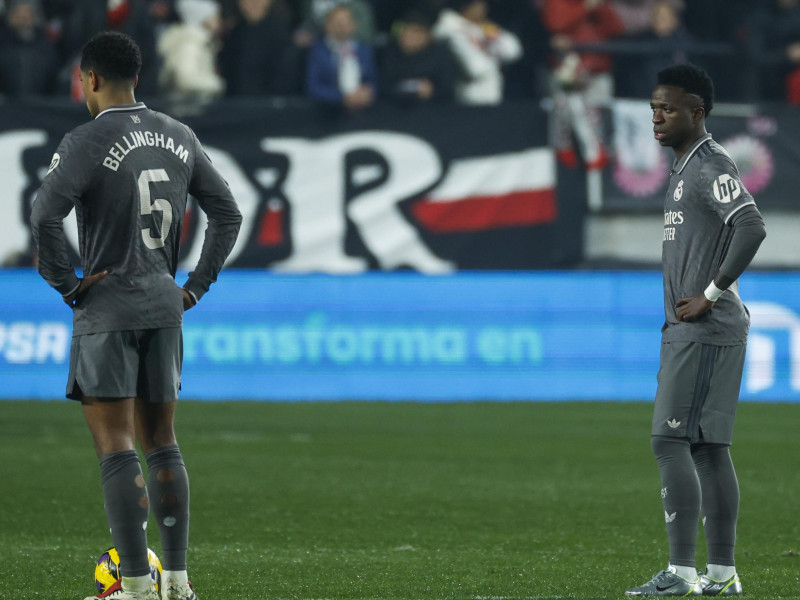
[66,327,182,403]
[652,340,746,445]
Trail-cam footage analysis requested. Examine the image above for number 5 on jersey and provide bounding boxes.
[138,168,173,249]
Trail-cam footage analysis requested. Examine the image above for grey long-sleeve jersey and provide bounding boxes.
[31,102,242,336]
[661,133,766,346]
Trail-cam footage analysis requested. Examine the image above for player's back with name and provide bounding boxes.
[43,104,200,335]
[101,124,191,172]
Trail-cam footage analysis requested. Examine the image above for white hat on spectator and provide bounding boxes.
[175,0,219,27]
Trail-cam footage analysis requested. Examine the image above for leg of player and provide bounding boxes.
[136,399,197,600]
[653,436,701,575]
[693,442,743,596]
[83,397,157,600]
[625,436,702,596]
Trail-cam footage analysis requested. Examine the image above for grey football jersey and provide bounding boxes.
[32,102,242,336]
[661,133,756,345]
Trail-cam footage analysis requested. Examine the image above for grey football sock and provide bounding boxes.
[651,435,700,567]
[692,442,739,566]
[145,444,190,571]
[99,450,151,577]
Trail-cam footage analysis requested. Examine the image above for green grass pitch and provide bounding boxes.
[1,400,798,600]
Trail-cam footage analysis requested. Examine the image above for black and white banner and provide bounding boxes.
[0,99,585,271]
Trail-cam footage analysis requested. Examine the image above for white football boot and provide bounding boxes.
[84,579,159,600]
[161,580,198,600]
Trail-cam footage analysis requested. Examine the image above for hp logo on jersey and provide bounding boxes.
[712,174,741,203]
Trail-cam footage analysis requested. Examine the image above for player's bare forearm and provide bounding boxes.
[675,294,714,322]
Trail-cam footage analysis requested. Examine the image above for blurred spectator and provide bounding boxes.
[433,0,522,106]
[306,4,377,111]
[486,0,550,99]
[542,0,624,77]
[219,0,295,96]
[541,0,624,169]
[217,0,290,26]
[611,0,682,36]
[296,0,375,45]
[750,0,800,103]
[381,10,458,105]
[63,0,159,96]
[158,0,224,105]
[682,0,752,45]
[148,0,180,37]
[0,0,59,97]
[615,1,691,98]
[682,0,753,100]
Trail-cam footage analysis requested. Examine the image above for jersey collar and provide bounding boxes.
[672,133,712,174]
[95,102,147,119]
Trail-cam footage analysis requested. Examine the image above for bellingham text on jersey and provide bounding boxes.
[103,130,190,171]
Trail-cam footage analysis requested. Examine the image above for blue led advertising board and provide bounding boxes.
[0,270,796,402]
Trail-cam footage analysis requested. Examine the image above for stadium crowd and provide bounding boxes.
[1,0,800,108]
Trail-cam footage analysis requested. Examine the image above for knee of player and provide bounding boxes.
[651,435,689,459]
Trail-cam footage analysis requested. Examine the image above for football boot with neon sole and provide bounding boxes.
[698,571,742,596]
[161,580,198,600]
[626,566,702,596]
[84,579,159,600]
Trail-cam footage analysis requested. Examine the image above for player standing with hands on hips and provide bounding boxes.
[625,64,766,597]
[30,32,242,600]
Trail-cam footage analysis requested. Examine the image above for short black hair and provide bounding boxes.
[657,63,714,116]
[80,31,141,82]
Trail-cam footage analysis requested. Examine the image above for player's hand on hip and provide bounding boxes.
[180,288,197,311]
[63,270,109,308]
[675,294,714,322]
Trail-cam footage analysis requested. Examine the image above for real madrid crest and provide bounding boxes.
[673,179,684,201]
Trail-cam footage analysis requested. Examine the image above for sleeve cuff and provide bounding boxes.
[56,274,81,298]
[182,280,205,303]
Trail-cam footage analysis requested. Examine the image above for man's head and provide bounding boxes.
[7,0,41,40]
[238,0,273,24]
[651,64,714,155]
[324,5,356,43]
[80,32,141,118]
[398,11,433,55]
[651,2,680,38]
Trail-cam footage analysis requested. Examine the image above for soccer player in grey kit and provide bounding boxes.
[30,32,242,600]
[625,65,766,597]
